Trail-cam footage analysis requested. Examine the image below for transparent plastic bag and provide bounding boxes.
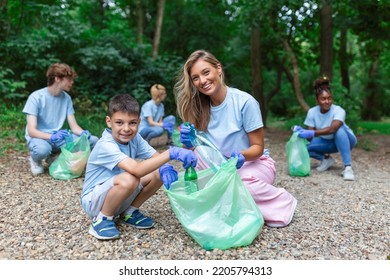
[49,134,91,180]
[165,127,263,250]
[286,131,311,176]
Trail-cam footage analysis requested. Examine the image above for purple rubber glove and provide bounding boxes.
[81,130,91,139]
[231,151,245,169]
[159,164,178,190]
[179,123,195,148]
[50,130,68,143]
[169,146,197,169]
[297,128,315,139]
[162,122,174,134]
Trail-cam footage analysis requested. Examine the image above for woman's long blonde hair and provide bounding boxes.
[173,50,225,131]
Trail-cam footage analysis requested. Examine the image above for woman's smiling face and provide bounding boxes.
[189,59,223,97]
[317,90,333,113]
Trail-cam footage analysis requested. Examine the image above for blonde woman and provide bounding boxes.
[174,50,297,227]
[139,84,176,145]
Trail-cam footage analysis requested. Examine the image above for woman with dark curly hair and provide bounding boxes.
[294,77,357,181]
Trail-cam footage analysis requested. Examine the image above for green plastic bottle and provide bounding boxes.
[184,165,198,194]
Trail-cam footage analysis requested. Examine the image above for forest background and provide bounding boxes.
[0,0,389,154]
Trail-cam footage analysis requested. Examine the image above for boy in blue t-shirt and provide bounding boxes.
[81,94,197,240]
[22,63,99,176]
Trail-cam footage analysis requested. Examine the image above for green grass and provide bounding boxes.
[356,119,390,135]
[2,104,389,156]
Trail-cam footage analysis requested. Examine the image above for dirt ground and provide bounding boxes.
[0,127,389,260]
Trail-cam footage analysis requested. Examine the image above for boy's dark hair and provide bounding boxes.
[108,94,140,117]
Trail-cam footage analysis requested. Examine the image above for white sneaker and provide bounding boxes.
[316,156,335,172]
[28,156,44,176]
[342,166,355,181]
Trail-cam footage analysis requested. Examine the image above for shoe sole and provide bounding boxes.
[120,219,155,229]
[88,227,120,240]
[344,178,355,181]
[343,175,355,181]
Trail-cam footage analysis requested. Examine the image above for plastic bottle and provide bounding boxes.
[184,165,198,194]
[64,130,73,146]
[184,122,226,172]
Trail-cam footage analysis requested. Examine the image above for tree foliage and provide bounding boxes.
[0,0,388,123]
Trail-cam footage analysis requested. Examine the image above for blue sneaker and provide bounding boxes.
[121,210,155,229]
[88,217,120,240]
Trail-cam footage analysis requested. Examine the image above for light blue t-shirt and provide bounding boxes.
[22,87,75,142]
[304,104,354,140]
[138,100,165,132]
[81,128,156,199]
[206,87,263,157]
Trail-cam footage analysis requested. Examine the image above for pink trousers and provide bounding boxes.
[237,155,297,227]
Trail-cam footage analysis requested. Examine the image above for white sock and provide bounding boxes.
[124,206,138,216]
[95,211,114,221]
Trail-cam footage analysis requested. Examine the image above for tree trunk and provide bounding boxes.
[266,57,284,104]
[319,0,333,80]
[135,0,143,45]
[16,0,25,34]
[282,39,310,112]
[250,26,267,126]
[1,0,7,14]
[339,28,350,92]
[362,49,381,120]
[152,0,165,60]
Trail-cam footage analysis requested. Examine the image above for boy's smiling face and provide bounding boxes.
[106,111,140,144]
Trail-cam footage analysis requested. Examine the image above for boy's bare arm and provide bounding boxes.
[117,150,170,178]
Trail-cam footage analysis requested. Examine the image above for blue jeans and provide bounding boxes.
[28,134,99,162]
[139,115,176,142]
[307,125,357,166]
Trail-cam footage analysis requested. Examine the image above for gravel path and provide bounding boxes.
[0,128,389,260]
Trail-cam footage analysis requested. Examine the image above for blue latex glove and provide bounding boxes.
[179,123,195,148]
[162,122,174,134]
[81,130,91,139]
[231,151,245,169]
[169,146,197,169]
[50,130,68,143]
[159,164,178,189]
[292,125,303,132]
[297,128,315,139]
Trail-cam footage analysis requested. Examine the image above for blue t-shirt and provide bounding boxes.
[206,87,263,157]
[138,100,165,132]
[81,128,156,198]
[22,87,75,142]
[304,104,354,140]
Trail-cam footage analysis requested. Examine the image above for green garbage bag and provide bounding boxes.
[49,134,91,180]
[286,131,310,176]
[165,158,264,250]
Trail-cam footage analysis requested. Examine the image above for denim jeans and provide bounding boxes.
[139,115,176,142]
[28,134,98,162]
[307,125,357,166]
